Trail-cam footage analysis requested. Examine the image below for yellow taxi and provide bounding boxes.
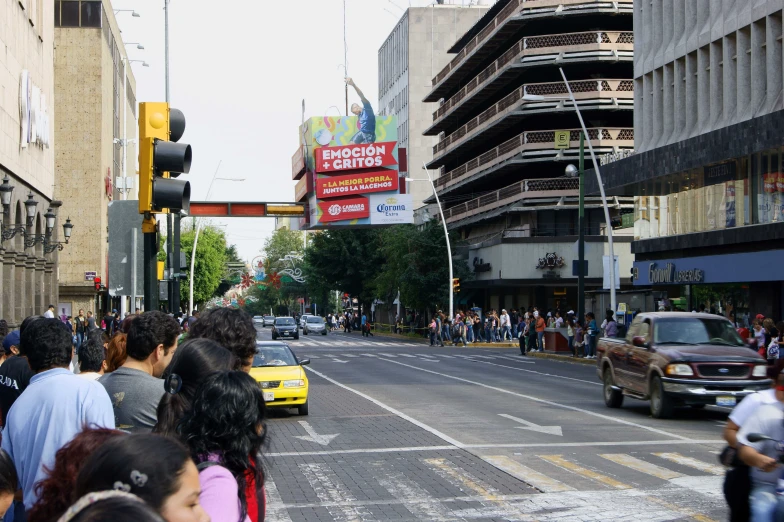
[250,341,310,415]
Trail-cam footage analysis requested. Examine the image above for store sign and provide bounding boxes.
[368,193,413,225]
[315,142,398,173]
[20,70,50,149]
[317,196,369,223]
[535,253,565,269]
[646,262,704,284]
[316,170,399,199]
[704,161,736,187]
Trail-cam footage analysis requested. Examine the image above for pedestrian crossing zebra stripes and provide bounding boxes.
[265,449,724,521]
[300,352,535,365]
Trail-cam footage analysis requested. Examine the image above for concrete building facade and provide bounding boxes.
[54,0,137,319]
[0,0,61,326]
[587,0,784,320]
[421,0,636,314]
[378,3,490,213]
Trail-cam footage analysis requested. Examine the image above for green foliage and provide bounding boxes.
[179,226,229,307]
[264,229,305,272]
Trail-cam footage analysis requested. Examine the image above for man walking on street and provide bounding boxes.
[500,309,511,341]
[74,309,87,350]
[535,311,546,351]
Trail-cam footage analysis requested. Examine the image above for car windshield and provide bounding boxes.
[307,317,323,323]
[253,345,298,367]
[275,318,295,326]
[264,316,274,320]
[653,318,745,346]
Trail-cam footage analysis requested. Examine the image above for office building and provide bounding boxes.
[589,0,784,320]
[422,0,635,313]
[0,0,61,326]
[378,2,491,213]
[54,0,138,318]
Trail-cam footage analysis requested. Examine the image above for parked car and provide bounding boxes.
[272,317,299,340]
[249,341,310,415]
[299,314,315,329]
[597,312,769,418]
[262,315,275,327]
[304,316,327,336]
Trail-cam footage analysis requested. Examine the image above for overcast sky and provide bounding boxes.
[118,0,483,262]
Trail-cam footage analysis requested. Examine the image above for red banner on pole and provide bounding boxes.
[317,196,369,223]
[315,170,399,199]
[315,142,398,173]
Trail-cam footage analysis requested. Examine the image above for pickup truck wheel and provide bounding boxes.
[603,368,623,408]
[650,376,674,419]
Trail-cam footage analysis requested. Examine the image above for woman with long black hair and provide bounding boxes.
[178,371,267,522]
[153,338,237,437]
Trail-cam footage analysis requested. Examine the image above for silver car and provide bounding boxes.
[262,315,275,327]
[303,315,327,336]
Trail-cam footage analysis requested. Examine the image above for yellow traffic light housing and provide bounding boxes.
[138,102,192,215]
[452,278,461,294]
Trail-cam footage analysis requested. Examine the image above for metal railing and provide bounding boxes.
[433,128,634,191]
[432,31,634,122]
[443,177,579,223]
[433,79,633,155]
[430,1,633,88]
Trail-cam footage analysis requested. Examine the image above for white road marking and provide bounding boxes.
[378,353,398,358]
[539,454,631,489]
[298,463,376,521]
[369,357,693,440]
[600,453,684,480]
[341,354,359,357]
[263,476,293,522]
[416,353,438,358]
[424,457,516,515]
[265,439,725,458]
[373,464,455,521]
[397,354,417,358]
[360,353,378,357]
[304,367,464,447]
[293,420,339,446]
[498,413,563,436]
[482,455,574,493]
[653,452,725,475]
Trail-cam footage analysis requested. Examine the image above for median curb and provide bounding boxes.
[526,351,598,366]
[367,332,518,349]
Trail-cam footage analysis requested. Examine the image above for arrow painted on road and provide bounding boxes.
[294,421,339,446]
[499,413,563,436]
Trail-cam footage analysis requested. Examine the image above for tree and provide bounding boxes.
[303,229,384,310]
[179,226,229,308]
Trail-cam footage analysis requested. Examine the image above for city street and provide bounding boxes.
[258,327,728,522]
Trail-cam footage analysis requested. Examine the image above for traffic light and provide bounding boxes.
[94,276,102,292]
[452,278,461,294]
[138,102,192,215]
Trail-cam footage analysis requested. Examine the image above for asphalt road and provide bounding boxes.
[256,325,728,522]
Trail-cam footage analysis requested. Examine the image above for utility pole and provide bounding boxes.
[164,0,181,313]
[577,132,585,322]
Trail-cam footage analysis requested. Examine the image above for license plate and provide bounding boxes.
[263,391,274,402]
[283,332,290,336]
[717,396,736,407]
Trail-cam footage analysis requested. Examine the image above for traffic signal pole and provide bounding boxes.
[164,0,181,313]
[143,217,159,311]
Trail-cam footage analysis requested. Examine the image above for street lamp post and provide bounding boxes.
[406,162,454,320]
[521,67,617,313]
[188,165,244,314]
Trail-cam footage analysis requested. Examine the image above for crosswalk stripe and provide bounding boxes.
[298,463,374,521]
[360,353,377,357]
[263,476,293,522]
[416,354,438,358]
[482,455,574,493]
[341,354,359,357]
[599,453,684,480]
[439,354,455,358]
[378,353,398,358]
[397,354,417,358]
[539,455,631,489]
[653,453,724,476]
[374,467,454,521]
[423,458,502,500]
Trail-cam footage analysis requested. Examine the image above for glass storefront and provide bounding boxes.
[633,147,784,239]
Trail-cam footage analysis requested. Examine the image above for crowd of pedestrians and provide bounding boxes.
[0,306,267,522]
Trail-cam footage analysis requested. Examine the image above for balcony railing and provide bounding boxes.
[434,127,634,192]
[431,31,634,123]
[432,79,633,156]
[430,0,633,89]
[443,177,579,224]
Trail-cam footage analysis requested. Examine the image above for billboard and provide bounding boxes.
[296,114,412,228]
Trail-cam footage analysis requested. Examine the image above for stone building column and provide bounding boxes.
[25,254,37,318]
[14,252,27,324]
[3,249,16,327]
[35,258,46,315]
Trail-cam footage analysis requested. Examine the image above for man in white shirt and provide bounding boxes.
[43,305,55,319]
[499,310,511,341]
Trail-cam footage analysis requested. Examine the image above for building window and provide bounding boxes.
[55,0,102,28]
[60,1,80,26]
